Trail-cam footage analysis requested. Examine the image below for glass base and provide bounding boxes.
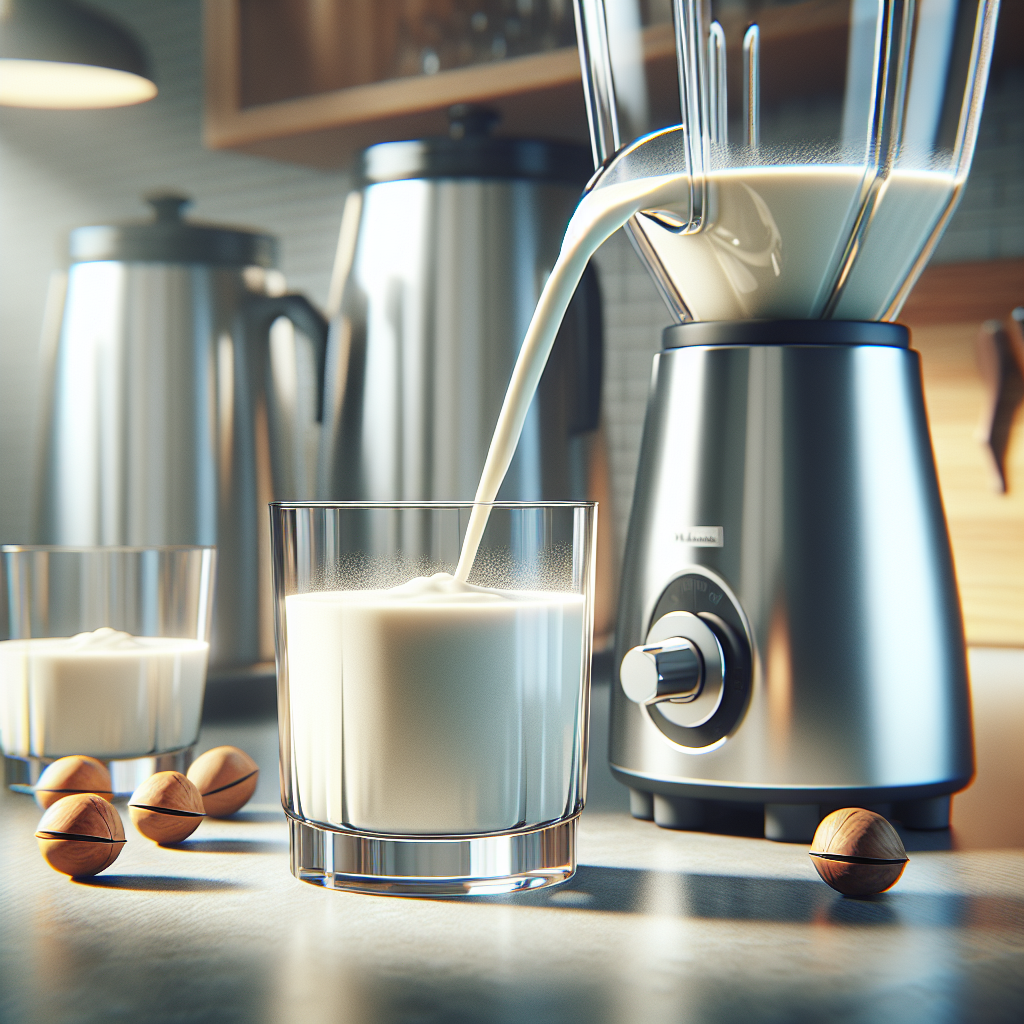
[5,746,195,797]
[289,814,577,896]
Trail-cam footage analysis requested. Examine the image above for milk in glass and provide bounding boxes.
[0,628,208,759]
[286,574,584,834]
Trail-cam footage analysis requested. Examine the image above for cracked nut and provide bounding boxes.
[35,755,114,809]
[36,792,126,876]
[129,771,205,844]
[187,745,259,818]
[809,808,908,896]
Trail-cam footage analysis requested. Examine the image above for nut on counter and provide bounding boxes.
[129,771,205,844]
[36,792,126,876]
[809,808,908,896]
[34,755,114,809]
[187,745,259,817]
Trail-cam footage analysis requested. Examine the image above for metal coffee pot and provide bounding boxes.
[37,193,328,674]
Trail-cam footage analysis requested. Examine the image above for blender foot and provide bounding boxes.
[653,795,706,830]
[629,789,654,820]
[894,795,951,830]
[764,803,821,843]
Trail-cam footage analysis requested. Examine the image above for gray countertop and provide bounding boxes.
[2,648,1022,1024]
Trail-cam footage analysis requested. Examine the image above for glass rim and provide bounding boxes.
[1,544,216,555]
[269,501,597,511]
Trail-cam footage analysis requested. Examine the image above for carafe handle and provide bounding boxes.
[240,294,329,420]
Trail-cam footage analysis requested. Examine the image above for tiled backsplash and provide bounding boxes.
[0,0,1021,572]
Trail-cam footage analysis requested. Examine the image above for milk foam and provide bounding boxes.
[0,628,209,759]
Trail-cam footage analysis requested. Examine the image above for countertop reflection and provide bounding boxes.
[1,649,1021,1024]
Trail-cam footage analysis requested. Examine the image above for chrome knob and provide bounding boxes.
[620,611,727,729]
[620,638,704,705]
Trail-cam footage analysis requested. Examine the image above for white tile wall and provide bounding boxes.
[0,1,1021,569]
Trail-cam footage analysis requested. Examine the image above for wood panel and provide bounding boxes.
[203,0,875,168]
[904,260,1024,647]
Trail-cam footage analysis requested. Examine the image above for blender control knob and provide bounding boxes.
[620,638,704,705]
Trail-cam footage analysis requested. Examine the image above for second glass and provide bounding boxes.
[1,545,216,794]
[271,501,596,895]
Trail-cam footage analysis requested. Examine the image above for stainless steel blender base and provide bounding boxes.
[611,322,974,842]
[619,777,956,843]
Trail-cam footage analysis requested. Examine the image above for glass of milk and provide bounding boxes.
[0,545,215,794]
[271,501,597,895]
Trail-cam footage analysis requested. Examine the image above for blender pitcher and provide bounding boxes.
[576,0,999,841]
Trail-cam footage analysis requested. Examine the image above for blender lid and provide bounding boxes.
[68,192,277,266]
[359,104,592,187]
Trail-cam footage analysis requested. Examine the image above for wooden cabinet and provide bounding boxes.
[205,0,1021,171]
[902,260,1024,647]
[204,0,594,168]
[203,0,861,169]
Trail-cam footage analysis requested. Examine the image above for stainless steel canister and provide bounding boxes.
[37,194,328,674]
[318,113,603,508]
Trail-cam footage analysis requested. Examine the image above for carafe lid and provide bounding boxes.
[359,105,592,187]
[68,192,277,266]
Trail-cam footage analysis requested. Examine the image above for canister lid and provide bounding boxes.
[68,193,277,266]
[359,105,593,187]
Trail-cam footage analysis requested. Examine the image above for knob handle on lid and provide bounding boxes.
[621,637,704,705]
[145,191,191,222]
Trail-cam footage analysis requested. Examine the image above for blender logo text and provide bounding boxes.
[675,527,723,547]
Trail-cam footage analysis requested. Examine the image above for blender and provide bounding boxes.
[575,0,1000,840]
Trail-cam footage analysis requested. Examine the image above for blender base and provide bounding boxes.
[625,785,954,843]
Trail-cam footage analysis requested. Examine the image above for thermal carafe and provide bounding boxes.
[318,110,603,509]
[574,0,999,839]
[38,194,328,673]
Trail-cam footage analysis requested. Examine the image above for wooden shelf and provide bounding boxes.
[205,0,1022,170]
[203,0,854,169]
[204,0,593,167]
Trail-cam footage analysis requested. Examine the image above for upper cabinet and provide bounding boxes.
[205,0,1023,170]
[204,0,599,168]
[203,0,852,169]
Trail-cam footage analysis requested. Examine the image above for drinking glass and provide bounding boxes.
[1,545,216,794]
[271,501,597,895]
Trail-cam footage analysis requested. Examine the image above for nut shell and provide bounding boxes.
[128,771,205,844]
[35,755,114,809]
[35,792,126,876]
[187,745,259,817]
[809,808,908,897]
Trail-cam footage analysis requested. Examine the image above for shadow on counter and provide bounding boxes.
[473,863,1024,929]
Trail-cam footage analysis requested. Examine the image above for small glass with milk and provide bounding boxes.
[0,545,215,794]
[271,501,597,895]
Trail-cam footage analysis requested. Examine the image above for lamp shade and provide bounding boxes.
[0,0,157,108]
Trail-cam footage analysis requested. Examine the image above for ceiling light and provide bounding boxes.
[0,0,157,109]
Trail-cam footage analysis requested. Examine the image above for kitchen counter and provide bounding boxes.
[2,648,1022,1024]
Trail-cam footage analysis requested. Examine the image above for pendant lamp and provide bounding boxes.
[0,0,157,109]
